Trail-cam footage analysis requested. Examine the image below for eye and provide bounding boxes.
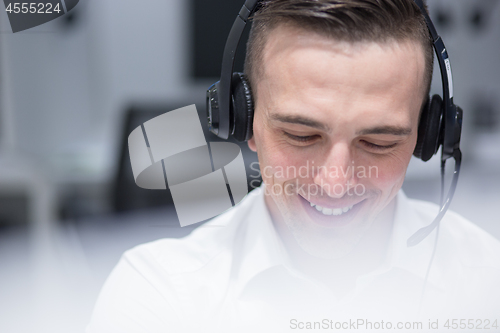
[361,140,397,151]
[283,132,318,143]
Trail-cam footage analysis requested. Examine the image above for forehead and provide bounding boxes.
[256,24,426,126]
[260,23,426,93]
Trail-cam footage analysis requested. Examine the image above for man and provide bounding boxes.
[87,1,500,332]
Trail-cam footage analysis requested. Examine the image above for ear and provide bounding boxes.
[247,136,257,152]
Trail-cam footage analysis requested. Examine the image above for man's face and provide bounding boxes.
[248,24,426,259]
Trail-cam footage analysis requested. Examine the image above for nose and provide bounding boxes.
[313,142,356,198]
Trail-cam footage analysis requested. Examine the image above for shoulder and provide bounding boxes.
[406,197,500,316]
[122,187,262,275]
[408,197,500,269]
[87,189,262,332]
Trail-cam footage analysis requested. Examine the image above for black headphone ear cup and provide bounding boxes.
[413,94,444,162]
[231,72,254,142]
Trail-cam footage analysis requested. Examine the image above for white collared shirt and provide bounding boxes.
[86,186,500,333]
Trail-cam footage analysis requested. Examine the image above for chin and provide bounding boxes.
[295,228,364,260]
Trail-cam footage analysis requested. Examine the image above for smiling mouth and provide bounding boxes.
[309,202,354,216]
[297,195,366,227]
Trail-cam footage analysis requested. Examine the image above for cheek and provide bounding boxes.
[359,151,411,191]
[255,127,313,184]
[262,148,309,183]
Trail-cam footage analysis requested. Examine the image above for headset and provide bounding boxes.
[206,0,463,247]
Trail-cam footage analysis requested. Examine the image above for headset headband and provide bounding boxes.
[413,0,460,160]
[207,0,259,139]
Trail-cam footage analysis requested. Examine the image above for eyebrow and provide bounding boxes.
[270,113,411,136]
[270,114,330,131]
[357,126,412,136]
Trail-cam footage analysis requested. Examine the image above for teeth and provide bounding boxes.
[309,202,354,216]
[322,208,333,215]
[332,208,343,216]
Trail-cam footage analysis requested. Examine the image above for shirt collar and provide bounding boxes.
[393,191,448,291]
[232,186,445,299]
[230,185,292,297]
[356,190,445,291]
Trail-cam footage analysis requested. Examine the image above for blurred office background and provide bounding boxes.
[0,0,499,332]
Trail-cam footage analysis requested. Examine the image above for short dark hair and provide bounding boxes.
[244,0,433,103]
